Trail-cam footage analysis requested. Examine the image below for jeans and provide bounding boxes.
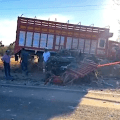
[21,62,28,75]
[4,62,11,78]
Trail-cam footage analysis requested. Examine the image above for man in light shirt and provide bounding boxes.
[43,47,50,72]
[1,50,11,80]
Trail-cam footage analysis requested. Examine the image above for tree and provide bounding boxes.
[0,41,15,56]
[0,47,7,56]
[0,41,6,56]
[7,41,15,55]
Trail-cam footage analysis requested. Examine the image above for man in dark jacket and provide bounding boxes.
[21,48,29,75]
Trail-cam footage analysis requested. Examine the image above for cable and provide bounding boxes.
[0,8,110,13]
[0,8,109,14]
[0,4,111,10]
[0,0,19,2]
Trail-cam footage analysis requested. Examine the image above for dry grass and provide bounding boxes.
[0,57,20,69]
[0,57,41,73]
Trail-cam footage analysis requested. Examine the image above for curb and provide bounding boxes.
[1,83,120,96]
[0,83,87,93]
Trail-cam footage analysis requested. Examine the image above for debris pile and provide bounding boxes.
[61,59,98,85]
[97,59,120,77]
[44,50,99,85]
[44,50,120,86]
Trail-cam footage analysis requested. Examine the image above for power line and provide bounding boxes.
[0,8,110,14]
[0,4,111,10]
[0,0,19,2]
[0,7,110,12]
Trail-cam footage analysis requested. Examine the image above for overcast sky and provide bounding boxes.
[0,0,120,45]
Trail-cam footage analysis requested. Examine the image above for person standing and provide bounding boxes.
[21,48,29,75]
[1,50,11,80]
[43,47,50,72]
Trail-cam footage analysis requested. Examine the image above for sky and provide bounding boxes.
[0,0,120,45]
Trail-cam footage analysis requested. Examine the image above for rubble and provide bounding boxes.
[97,59,120,77]
[44,52,99,85]
[1,49,120,89]
[44,51,120,86]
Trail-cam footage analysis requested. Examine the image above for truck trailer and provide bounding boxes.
[14,17,113,59]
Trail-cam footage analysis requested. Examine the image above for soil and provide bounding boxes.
[0,57,120,94]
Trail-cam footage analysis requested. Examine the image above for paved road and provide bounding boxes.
[0,85,120,120]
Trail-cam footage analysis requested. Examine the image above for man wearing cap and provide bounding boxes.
[1,50,11,80]
[43,47,50,72]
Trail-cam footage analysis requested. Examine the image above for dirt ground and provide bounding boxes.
[0,57,45,85]
[1,58,120,120]
[51,105,120,120]
[0,57,120,93]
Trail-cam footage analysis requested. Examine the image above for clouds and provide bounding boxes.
[102,0,120,40]
[29,14,73,23]
[0,19,17,45]
[21,14,73,23]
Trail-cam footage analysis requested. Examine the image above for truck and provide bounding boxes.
[14,16,113,59]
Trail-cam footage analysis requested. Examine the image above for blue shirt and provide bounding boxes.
[43,52,50,62]
[2,54,10,63]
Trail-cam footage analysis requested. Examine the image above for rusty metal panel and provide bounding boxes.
[72,38,79,49]
[25,32,33,47]
[90,40,97,54]
[19,31,26,46]
[84,39,91,54]
[47,34,54,49]
[33,33,40,48]
[78,39,84,53]
[40,33,47,48]
[66,37,72,49]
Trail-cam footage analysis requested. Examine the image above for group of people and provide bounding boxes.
[1,47,50,80]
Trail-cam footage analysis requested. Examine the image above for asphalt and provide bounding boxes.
[0,85,87,120]
[2,84,120,120]
[1,84,120,120]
